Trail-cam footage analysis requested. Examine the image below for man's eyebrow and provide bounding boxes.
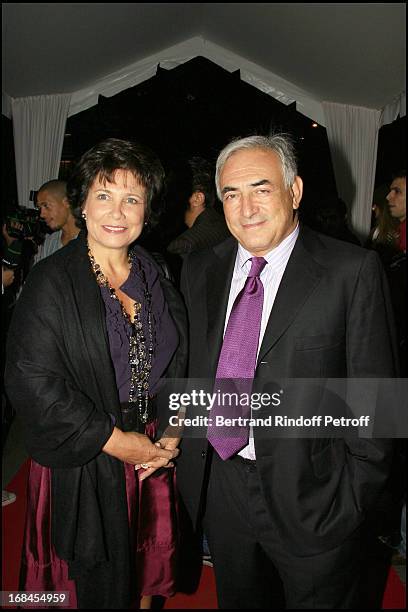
[221,185,238,195]
[221,179,272,195]
[250,179,271,188]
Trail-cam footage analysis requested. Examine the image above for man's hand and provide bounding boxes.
[102,427,179,471]
[2,266,15,288]
[2,221,23,246]
[135,436,181,481]
[155,435,181,451]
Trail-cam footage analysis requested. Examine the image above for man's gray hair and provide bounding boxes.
[215,134,298,199]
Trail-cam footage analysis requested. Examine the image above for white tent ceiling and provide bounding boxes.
[2,3,406,125]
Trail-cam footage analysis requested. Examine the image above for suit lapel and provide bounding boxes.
[206,238,237,376]
[257,230,324,364]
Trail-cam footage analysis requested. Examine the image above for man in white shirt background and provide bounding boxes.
[34,179,79,264]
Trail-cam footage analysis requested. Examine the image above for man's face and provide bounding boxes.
[386,177,406,222]
[220,148,303,255]
[36,189,71,230]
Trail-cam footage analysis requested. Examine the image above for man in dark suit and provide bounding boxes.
[175,134,397,609]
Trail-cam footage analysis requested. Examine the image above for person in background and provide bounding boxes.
[33,179,79,263]
[175,134,397,609]
[384,170,406,371]
[366,186,400,266]
[386,170,406,254]
[2,264,17,507]
[1,220,32,505]
[156,156,230,286]
[167,157,230,257]
[2,219,38,292]
[5,138,187,609]
[376,170,406,559]
[306,195,360,246]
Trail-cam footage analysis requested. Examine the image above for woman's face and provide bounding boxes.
[83,169,146,252]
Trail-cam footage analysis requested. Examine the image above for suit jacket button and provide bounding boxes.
[201,450,206,458]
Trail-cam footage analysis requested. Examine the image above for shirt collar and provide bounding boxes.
[237,223,299,273]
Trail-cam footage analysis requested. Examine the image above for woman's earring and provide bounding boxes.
[82,212,87,220]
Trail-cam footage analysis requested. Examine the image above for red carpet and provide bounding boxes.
[382,565,406,609]
[164,566,217,609]
[2,460,405,609]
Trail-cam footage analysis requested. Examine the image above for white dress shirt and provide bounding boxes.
[33,230,64,265]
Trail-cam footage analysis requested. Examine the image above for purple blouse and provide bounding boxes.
[100,248,178,402]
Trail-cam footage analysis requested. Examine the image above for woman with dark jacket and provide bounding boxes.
[5,139,188,609]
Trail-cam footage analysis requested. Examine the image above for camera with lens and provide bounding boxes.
[5,206,47,244]
[2,207,47,271]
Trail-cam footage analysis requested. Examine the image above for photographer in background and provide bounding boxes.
[2,207,46,507]
[2,177,79,507]
[2,207,44,282]
[2,223,29,507]
[2,217,38,309]
[2,264,17,506]
[33,179,80,264]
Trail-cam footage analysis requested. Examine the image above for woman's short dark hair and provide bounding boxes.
[67,138,165,228]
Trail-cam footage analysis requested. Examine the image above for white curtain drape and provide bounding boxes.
[381,90,406,127]
[68,36,325,125]
[322,101,382,241]
[11,93,71,209]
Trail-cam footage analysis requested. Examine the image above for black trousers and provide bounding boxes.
[203,452,364,610]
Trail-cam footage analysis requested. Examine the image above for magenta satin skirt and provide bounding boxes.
[19,426,178,608]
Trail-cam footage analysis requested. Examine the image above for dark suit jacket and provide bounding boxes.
[167,207,231,255]
[5,231,188,607]
[176,224,398,555]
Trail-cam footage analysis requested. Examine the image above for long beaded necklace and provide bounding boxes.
[88,245,154,424]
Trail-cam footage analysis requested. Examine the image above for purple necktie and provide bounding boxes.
[207,256,267,459]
